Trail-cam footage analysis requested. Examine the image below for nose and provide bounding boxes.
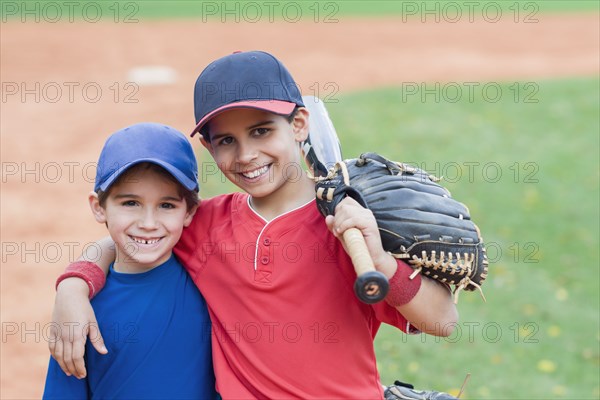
[236,140,258,164]
[138,208,159,230]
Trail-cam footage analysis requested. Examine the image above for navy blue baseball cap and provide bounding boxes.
[95,122,199,193]
[190,51,305,137]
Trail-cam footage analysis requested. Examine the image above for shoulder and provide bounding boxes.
[197,192,246,218]
[177,193,247,253]
[186,193,245,230]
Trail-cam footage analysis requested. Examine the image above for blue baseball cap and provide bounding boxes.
[190,51,305,137]
[95,122,199,193]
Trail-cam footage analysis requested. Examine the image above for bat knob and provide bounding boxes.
[354,271,389,304]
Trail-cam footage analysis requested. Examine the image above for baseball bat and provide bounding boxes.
[302,95,389,304]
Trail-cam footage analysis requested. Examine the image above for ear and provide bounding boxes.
[183,204,198,228]
[88,192,107,224]
[199,135,214,156]
[291,107,310,143]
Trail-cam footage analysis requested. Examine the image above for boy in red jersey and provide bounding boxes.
[50,51,457,399]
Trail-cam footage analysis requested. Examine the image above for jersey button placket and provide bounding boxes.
[255,235,273,284]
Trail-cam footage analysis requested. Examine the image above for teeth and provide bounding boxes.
[242,165,269,179]
[131,237,160,245]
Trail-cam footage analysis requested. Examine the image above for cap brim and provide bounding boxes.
[97,159,198,193]
[190,100,297,137]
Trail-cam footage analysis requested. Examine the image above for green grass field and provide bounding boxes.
[120,0,600,19]
[196,77,600,399]
[2,0,598,21]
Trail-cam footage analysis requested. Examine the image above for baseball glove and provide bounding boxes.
[315,152,488,302]
[384,381,458,400]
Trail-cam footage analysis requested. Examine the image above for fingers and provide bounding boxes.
[325,215,337,237]
[48,323,75,377]
[51,337,71,377]
[52,324,88,379]
[328,197,393,271]
[331,198,375,236]
[47,323,57,359]
[334,197,369,220]
[88,323,108,355]
[71,337,88,378]
[71,319,107,378]
[50,283,103,379]
[62,340,76,377]
[336,196,361,209]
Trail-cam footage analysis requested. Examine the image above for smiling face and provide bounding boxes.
[89,165,196,273]
[201,107,310,204]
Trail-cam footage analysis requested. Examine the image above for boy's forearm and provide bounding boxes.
[76,236,115,275]
[56,277,91,298]
[56,236,115,298]
[397,277,458,336]
[376,256,457,335]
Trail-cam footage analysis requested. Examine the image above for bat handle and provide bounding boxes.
[342,228,389,304]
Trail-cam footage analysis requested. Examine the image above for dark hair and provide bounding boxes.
[97,163,199,212]
[200,106,302,142]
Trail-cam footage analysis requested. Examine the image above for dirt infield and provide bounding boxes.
[1,13,598,399]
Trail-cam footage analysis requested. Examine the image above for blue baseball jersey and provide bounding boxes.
[43,254,217,399]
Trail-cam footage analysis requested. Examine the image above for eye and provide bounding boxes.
[160,202,176,209]
[121,200,138,207]
[217,136,234,146]
[252,127,270,136]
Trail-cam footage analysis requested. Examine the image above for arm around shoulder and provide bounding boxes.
[49,236,114,379]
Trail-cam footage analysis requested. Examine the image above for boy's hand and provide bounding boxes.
[48,278,107,379]
[325,197,397,278]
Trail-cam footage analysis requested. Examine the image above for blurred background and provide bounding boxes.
[1,1,598,398]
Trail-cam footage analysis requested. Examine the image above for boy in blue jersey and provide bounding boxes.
[43,123,217,399]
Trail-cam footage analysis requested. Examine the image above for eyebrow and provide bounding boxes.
[113,194,140,200]
[113,193,183,202]
[210,119,275,142]
[247,119,275,130]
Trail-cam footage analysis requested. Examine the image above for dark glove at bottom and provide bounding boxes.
[384,381,458,400]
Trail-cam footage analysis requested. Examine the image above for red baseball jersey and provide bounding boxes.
[175,192,413,399]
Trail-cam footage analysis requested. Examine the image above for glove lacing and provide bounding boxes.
[392,250,487,304]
